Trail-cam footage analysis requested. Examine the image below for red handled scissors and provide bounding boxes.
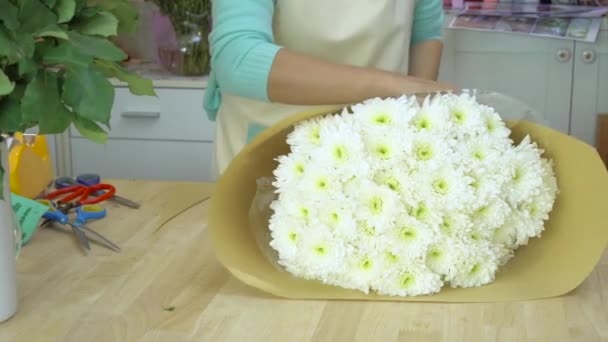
[46,183,116,213]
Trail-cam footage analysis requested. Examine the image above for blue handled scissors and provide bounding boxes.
[38,199,121,254]
[55,173,140,209]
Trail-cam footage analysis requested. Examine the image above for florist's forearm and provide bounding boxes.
[267,49,451,106]
[408,40,444,81]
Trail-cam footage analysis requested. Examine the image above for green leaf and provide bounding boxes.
[0,27,16,60]
[0,0,20,31]
[62,66,114,124]
[18,58,38,78]
[0,69,14,95]
[112,3,139,34]
[19,0,58,35]
[43,0,57,7]
[76,5,100,19]
[75,11,119,37]
[73,116,107,144]
[43,41,93,68]
[0,97,25,132]
[2,27,36,63]
[38,104,73,134]
[89,0,138,33]
[67,31,127,61]
[21,70,61,122]
[35,25,69,40]
[54,0,76,23]
[94,60,156,96]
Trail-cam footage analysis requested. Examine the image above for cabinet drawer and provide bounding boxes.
[70,88,215,142]
[70,137,215,182]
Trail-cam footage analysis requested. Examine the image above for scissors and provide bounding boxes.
[54,173,140,209]
[39,184,121,254]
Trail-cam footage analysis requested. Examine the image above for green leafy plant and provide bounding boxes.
[0,0,156,198]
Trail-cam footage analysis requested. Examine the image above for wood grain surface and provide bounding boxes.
[1,180,606,342]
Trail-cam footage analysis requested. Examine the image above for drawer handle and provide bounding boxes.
[121,111,161,119]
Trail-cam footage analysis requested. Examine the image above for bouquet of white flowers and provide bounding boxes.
[265,92,559,297]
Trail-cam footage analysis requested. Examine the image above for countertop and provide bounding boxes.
[1,180,606,342]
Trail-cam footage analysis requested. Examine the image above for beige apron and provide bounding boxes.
[213,0,416,176]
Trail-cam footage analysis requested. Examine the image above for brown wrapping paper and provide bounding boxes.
[209,105,608,302]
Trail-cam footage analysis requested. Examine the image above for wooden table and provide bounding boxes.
[1,180,606,342]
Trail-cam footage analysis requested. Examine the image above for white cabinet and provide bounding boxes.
[439,16,608,145]
[571,29,608,146]
[62,79,217,182]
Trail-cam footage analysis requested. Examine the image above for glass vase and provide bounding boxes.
[154,9,211,76]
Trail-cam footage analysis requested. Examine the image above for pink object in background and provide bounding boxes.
[152,10,179,64]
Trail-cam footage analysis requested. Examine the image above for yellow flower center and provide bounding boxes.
[295,163,305,175]
[440,217,453,234]
[375,144,391,159]
[314,245,327,256]
[374,113,392,125]
[432,179,449,195]
[333,145,347,161]
[416,116,431,129]
[469,263,481,275]
[310,127,321,144]
[399,227,417,241]
[315,177,329,190]
[452,109,465,124]
[384,177,401,191]
[415,144,433,161]
[369,196,384,214]
[360,258,373,270]
[288,232,298,243]
[400,273,415,288]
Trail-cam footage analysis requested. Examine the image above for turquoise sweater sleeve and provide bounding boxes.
[412,0,445,46]
[203,0,445,121]
[204,0,280,121]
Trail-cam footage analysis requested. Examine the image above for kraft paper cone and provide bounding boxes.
[209,103,608,302]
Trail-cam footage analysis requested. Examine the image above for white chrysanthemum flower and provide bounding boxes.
[373,167,411,195]
[385,213,435,260]
[371,260,443,297]
[504,135,545,205]
[270,192,318,225]
[480,106,512,143]
[447,241,500,288]
[436,211,473,238]
[407,132,455,171]
[269,213,305,262]
[272,153,308,192]
[351,180,403,232]
[425,238,466,279]
[312,116,369,179]
[493,208,538,248]
[522,159,559,223]
[416,166,475,212]
[470,198,512,231]
[317,195,358,240]
[467,167,508,206]
[286,116,324,154]
[298,162,342,196]
[411,94,453,134]
[331,248,385,293]
[351,96,415,130]
[287,228,348,281]
[361,127,410,171]
[444,93,486,136]
[459,133,506,172]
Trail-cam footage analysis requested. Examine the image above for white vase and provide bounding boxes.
[0,140,18,323]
